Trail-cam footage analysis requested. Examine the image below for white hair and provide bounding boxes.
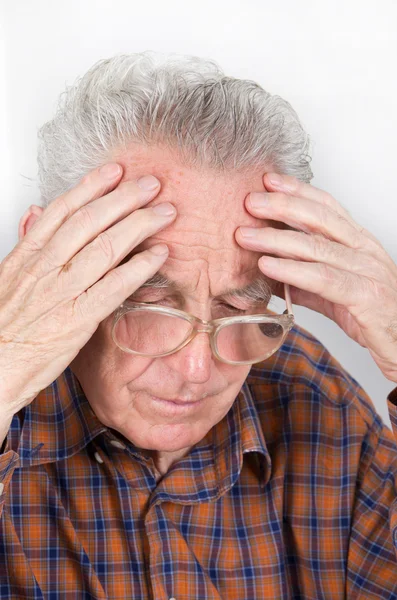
[37,51,313,207]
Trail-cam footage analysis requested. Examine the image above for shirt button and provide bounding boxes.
[169,597,176,600]
[94,452,104,464]
[110,440,126,450]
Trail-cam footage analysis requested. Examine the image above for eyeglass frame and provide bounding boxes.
[111,282,295,365]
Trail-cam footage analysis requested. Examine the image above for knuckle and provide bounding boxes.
[322,191,339,211]
[363,254,389,280]
[373,280,393,303]
[39,245,61,269]
[18,235,42,254]
[347,227,363,250]
[94,231,115,261]
[358,224,371,238]
[74,205,96,232]
[314,235,346,263]
[72,294,90,323]
[106,268,126,294]
[325,267,354,296]
[51,194,72,222]
[337,271,354,295]
[287,230,303,244]
[318,206,332,230]
[350,234,362,251]
[319,262,336,284]
[311,233,328,259]
[109,269,126,290]
[0,248,25,276]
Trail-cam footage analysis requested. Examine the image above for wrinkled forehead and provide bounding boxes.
[113,144,273,295]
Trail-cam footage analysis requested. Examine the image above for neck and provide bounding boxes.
[151,446,192,481]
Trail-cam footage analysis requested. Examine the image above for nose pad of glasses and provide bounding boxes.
[196,324,213,334]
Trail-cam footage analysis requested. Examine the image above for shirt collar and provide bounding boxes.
[10,366,107,468]
[10,366,272,492]
[140,381,271,507]
[212,380,272,491]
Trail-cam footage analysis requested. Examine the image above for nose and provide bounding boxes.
[165,331,214,383]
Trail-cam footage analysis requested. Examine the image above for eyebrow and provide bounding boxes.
[130,272,273,305]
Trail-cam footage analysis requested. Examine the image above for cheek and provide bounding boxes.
[122,356,156,387]
[80,320,155,388]
[232,364,251,379]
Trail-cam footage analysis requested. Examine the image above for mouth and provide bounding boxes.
[152,396,205,405]
[149,394,208,415]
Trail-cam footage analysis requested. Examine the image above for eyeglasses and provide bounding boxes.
[111,282,294,365]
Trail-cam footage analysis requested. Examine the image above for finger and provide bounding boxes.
[18,163,124,253]
[263,172,354,222]
[285,287,335,320]
[263,172,382,246]
[75,244,170,325]
[244,191,383,255]
[58,203,176,298]
[281,285,368,346]
[236,227,394,282]
[40,179,163,268]
[257,255,375,311]
[271,282,330,318]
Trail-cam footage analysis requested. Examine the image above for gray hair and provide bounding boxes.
[37,51,313,207]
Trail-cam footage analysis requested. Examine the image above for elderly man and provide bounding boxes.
[0,52,397,599]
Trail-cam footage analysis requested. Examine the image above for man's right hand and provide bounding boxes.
[0,163,176,434]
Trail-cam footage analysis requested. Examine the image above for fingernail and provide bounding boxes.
[240,227,258,238]
[100,163,122,179]
[137,175,160,190]
[250,192,269,209]
[268,173,283,186]
[153,203,175,216]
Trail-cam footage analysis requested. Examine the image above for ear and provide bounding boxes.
[18,204,44,240]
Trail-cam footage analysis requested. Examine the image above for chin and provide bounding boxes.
[134,422,209,453]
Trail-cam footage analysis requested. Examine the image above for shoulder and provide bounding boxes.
[246,322,385,441]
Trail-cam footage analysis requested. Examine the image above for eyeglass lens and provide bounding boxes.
[113,309,286,363]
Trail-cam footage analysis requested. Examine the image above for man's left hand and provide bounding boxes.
[235,173,397,383]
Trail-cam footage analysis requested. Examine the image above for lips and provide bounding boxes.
[147,394,207,417]
[151,396,205,406]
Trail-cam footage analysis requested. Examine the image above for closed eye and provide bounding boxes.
[218,303,246,314]
[132,299,247,314]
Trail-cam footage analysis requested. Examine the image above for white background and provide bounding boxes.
[0,0,396,428]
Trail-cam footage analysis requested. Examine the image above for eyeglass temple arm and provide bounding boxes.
[283,283,293,316]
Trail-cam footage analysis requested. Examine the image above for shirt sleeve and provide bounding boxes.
[0,435,19,520]
[346,405,397,596]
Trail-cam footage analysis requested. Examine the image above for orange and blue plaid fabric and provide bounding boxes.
[1,320,397,599]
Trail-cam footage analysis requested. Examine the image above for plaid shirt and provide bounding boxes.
[1,321,397,599]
